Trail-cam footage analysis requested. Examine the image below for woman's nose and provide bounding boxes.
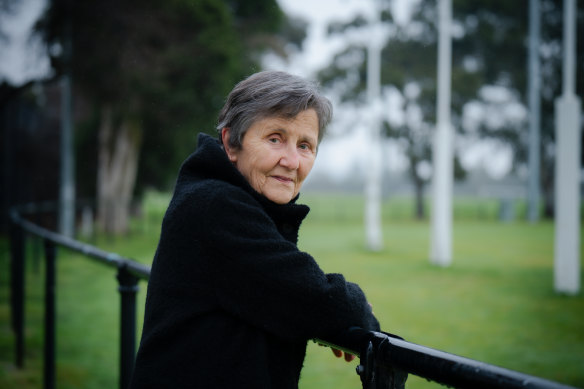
[279,145,300,170]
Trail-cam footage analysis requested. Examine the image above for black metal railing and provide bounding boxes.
[9,205,150,389]
[7,205,579,389]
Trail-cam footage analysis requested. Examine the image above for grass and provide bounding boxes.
[1,192,583,388]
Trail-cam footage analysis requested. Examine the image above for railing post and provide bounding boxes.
[356,332,408,389]
[10,222,25,368]
[43,239,57,389]
[117,263,139,389]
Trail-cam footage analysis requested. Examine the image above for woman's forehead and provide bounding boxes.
[255,110,318,133]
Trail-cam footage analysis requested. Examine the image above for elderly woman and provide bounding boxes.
[130,71,379,389]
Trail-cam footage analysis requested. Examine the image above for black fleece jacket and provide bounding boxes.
[129,133,379,389]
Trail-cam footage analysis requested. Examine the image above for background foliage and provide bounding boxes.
[33,0,296,197]
[317,0,584,218]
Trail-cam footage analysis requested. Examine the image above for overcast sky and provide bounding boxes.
[0,0,49,86]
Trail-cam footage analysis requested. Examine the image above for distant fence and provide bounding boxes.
[8,204,579,389]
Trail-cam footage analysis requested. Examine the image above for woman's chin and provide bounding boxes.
[264,190,295,204]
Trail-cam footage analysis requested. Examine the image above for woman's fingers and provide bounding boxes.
[331,348,356,362]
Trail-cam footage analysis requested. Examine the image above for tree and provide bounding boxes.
[317,0,583,219]
[318,5,466,219]
[451,0,583,218]
[34,0,290,234]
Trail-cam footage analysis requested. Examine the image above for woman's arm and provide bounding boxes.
[186,184,379,343]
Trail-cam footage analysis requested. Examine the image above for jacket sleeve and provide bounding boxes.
[182,183,379,343]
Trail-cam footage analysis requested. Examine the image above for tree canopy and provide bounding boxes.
[33,0,301,195]
[27,0,303,233]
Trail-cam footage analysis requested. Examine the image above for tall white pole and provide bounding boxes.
[527,0,541,223]
[554,0,581,294]
[365,0,383,251]
[430,0,453,266]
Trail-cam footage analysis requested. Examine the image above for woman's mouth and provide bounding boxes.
[271,175,294,184]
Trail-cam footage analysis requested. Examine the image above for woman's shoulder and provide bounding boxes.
[169,177,258,218]
[181,177,252,202]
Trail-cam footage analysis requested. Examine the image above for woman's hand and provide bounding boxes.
[317,342,356,362]
[331,348,356,362]
[324,302,374,363]
[330,302,372,362]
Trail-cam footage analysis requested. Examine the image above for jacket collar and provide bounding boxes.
[179,133,310,231]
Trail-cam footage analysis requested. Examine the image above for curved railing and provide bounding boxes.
[7,204,579,389]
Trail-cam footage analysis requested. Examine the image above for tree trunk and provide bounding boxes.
[541,156,555,219]
[414,177,426,220]
[542,175,555,219]
[409,161,426,220]
[96,105,143,235]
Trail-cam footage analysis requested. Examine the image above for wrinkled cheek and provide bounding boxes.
[293,182,302,197]
[249,174,266,195]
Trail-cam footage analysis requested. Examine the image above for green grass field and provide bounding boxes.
[1,192,583,388]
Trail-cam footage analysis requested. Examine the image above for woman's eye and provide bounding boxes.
[299,143,312,151]
[268,137,280,144]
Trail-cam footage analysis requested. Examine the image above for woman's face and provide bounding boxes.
[223,109,319,204]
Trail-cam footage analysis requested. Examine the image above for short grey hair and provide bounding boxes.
[216,70,333,149]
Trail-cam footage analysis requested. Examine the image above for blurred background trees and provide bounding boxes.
[316,0,583,219]
[25,0,303,234]
[1,0,582,234]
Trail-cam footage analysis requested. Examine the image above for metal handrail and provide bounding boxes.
[9,205,146,389]
[10,207,151,278]
[332,330,578,389]
[7,205,580,389]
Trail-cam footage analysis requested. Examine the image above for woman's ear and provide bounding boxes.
[221,127,237,162]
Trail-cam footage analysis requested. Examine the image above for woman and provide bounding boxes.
[130,71,379,389]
